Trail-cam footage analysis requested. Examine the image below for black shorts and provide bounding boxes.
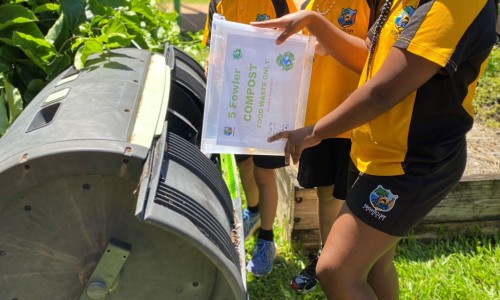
[297,138,351,200]
[346,141,467,237]
[235,154,286,169]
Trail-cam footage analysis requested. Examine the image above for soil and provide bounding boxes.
[464,121,500,177]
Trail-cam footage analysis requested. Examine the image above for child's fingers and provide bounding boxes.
[267,130,290,142]
[250,20,285,29]
[277,24,296,44]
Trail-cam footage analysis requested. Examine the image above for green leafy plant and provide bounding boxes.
[0,0,205,137]
[0,73,23,135]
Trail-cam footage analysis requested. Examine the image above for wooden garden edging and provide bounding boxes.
[276,165,500,251]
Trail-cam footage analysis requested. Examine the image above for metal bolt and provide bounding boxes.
[86,280,107,299]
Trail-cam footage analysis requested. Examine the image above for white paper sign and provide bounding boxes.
[201,15,315,155]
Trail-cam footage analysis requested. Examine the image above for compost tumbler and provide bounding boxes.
[0,47,246,299]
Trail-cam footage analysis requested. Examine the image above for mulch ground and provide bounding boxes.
[465,121,500,176]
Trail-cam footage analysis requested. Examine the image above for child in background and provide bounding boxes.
[202,0,297,277]
[290,0,382,294]
[253,0,497,298]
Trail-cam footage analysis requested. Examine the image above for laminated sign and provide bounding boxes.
[201,14,316,156]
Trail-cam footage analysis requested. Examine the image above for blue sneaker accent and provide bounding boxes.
[246,239,276,276]
[243,208,260,240]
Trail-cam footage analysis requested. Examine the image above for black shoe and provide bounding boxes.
[290,254,318,293]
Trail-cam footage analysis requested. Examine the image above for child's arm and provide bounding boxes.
[269,47,441,165]
[251,10,369,73]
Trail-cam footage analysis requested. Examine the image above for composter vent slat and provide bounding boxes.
[154,182,240,270]
[172,61,205,108]
[166,132,234,223]
[172,47,207,83]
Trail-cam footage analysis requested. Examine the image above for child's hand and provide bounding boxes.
[267,125,320,165]
[251,11,316,45]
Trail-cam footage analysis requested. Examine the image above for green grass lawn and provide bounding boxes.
[244,229,500,300]
[395,234,500,300]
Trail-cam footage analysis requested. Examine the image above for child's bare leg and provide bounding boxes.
[316,185,343,244]
[253,166,278,230]
[237,158,259,208]
[316,206,400,299]
[368,244,399,299]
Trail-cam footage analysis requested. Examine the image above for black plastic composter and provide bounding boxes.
[166,46,207,147]
[0,47,246,299]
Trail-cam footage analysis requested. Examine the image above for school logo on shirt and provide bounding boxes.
[369,185,398,212]
[394,6,416,33]
[256,14,270,21]
[338,8,357,33]
[276,51,295,71]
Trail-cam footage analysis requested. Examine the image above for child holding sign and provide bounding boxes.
[253,0,497,298]
[202,0,297,277]
[290,0,383,294]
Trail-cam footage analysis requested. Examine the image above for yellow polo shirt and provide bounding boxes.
[302,0,380,138]
[202,0,297,45]
[352,0,497,175]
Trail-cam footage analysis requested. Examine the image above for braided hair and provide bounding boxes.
[365,0,393,81]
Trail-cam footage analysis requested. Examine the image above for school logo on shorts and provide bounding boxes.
[369,185,398,212]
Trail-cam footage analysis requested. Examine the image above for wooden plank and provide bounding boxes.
[293,188,318,230]
[291,229,321,252]
[421,174,500,223]
[410,219,500,241]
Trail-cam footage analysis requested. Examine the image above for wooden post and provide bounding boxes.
[173,0,182,27]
